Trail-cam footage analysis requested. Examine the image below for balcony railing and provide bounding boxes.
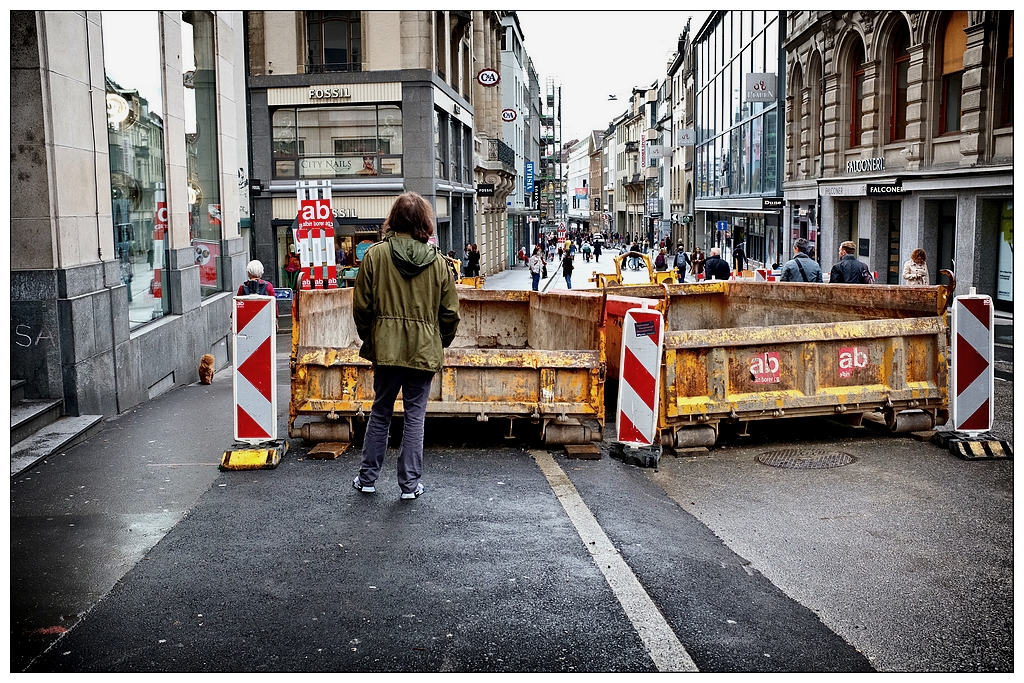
[305,62,362,74]
[486,138,516,169]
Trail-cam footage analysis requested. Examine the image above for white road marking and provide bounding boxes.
[532,450,698,672]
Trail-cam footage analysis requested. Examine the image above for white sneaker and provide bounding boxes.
[400,483,424,500]
[353,476,375,494]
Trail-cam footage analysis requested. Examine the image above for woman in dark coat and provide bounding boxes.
[561,251,575,289]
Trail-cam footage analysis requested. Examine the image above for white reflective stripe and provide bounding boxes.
[533,451,699,672]
[235,372,274,434]
[619,379,656,442]
[624,314,661,368]
[955,301,992,368]
[235,302,273,358]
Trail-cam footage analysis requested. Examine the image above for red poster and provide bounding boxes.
[194,239,220,288]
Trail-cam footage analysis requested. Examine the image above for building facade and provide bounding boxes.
[246,11,514,280]
[668,23,698,250]
[11,11,250,416]
[785,10,1013,303]
[566,139,590,233]
[693,11,786,268]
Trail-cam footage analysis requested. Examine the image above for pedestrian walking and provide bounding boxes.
[690,247,705,279]
[673,244,690,282]
[779,237,823,282]
[593,239,602,263]
[703,247,731,281]
[582,241,592,263]
[655,247,668,271]
[902,248,929,286]
[529,246,545,291]
[465,243,480,277]
[733,242,747,275]
[352,191,460,499]
[829,241,873,284]
[237,259,276,297]
[562,250,575,289]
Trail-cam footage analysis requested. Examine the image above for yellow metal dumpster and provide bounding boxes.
[603,281,951,447]
[290,287,606,445]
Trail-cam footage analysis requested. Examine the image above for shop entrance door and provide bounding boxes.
[880,201,901,284]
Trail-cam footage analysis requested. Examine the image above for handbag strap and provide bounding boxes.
[795,257,809,282]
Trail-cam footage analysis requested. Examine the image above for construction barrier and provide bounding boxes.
[290,288,606,445]
[615,306,664,446]
[951,292,994,433]
[603,280,953,447]
[233,295,278,443]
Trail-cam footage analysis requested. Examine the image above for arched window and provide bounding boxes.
[889,25,911,142]
[997,12,1013,127]
[850,41,866,147]
[940,11,968,134]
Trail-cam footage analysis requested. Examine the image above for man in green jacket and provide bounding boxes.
[352,192,460,499]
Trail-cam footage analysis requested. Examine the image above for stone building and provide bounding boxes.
[245,11,513,281]
[784,10,1013,303]
[11,11,250,417]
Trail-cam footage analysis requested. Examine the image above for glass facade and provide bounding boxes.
[102,11,169,328]
[183,11,223,298]
[695,11,781,200]
[272,105,403,179]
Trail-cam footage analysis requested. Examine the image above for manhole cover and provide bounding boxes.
[757,449,857,469]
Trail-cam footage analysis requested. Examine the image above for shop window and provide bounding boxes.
[307,11,361,73]
[850,41,866,147]
[271,105,403,179]
[939,11,967,135]
[435,109,448,179]
[183,11,222,298]
[102,11,169,328]
[889,24,911,142]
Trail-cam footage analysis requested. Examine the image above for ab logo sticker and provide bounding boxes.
[749,352,781,384]
[298,199,333,229]
[838,346,869,378]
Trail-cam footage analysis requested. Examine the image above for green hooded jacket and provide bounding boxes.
[353,231,460,373]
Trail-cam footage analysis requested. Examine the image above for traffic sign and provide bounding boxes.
[717,220,728,232]
[951,294,994,433]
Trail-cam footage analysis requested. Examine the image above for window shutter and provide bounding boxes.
[943,11,969,75]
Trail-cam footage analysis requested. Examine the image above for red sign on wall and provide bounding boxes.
[749,352,781,384]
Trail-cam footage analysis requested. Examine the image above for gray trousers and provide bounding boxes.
[357,364,435,493]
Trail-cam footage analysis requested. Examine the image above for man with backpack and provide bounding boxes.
[673,243,690,282]
[828,241,873,284]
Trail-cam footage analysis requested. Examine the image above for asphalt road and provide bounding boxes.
[10,326,1014,672]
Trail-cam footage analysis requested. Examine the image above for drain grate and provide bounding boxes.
[757,449,857,469]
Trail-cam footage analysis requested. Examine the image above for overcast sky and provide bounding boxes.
[516,11,711,144]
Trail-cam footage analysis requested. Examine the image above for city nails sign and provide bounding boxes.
[477,68,500,86]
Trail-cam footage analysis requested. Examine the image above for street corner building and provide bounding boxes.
[11,11,251,418]
[782,10,1012,304]
[245,11,517,287]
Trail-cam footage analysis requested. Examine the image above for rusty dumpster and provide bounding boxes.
[290,287,606,444]
[603,281,951,447]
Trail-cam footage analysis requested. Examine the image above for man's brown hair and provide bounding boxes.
[840,240,856,254]
[385,191,435,243]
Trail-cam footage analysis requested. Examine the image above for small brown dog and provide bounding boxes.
[198,354,216,385]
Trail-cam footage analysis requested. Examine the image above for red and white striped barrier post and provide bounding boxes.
[951,290,994,434]
[232,294,278,444]
[612,304,665,467]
